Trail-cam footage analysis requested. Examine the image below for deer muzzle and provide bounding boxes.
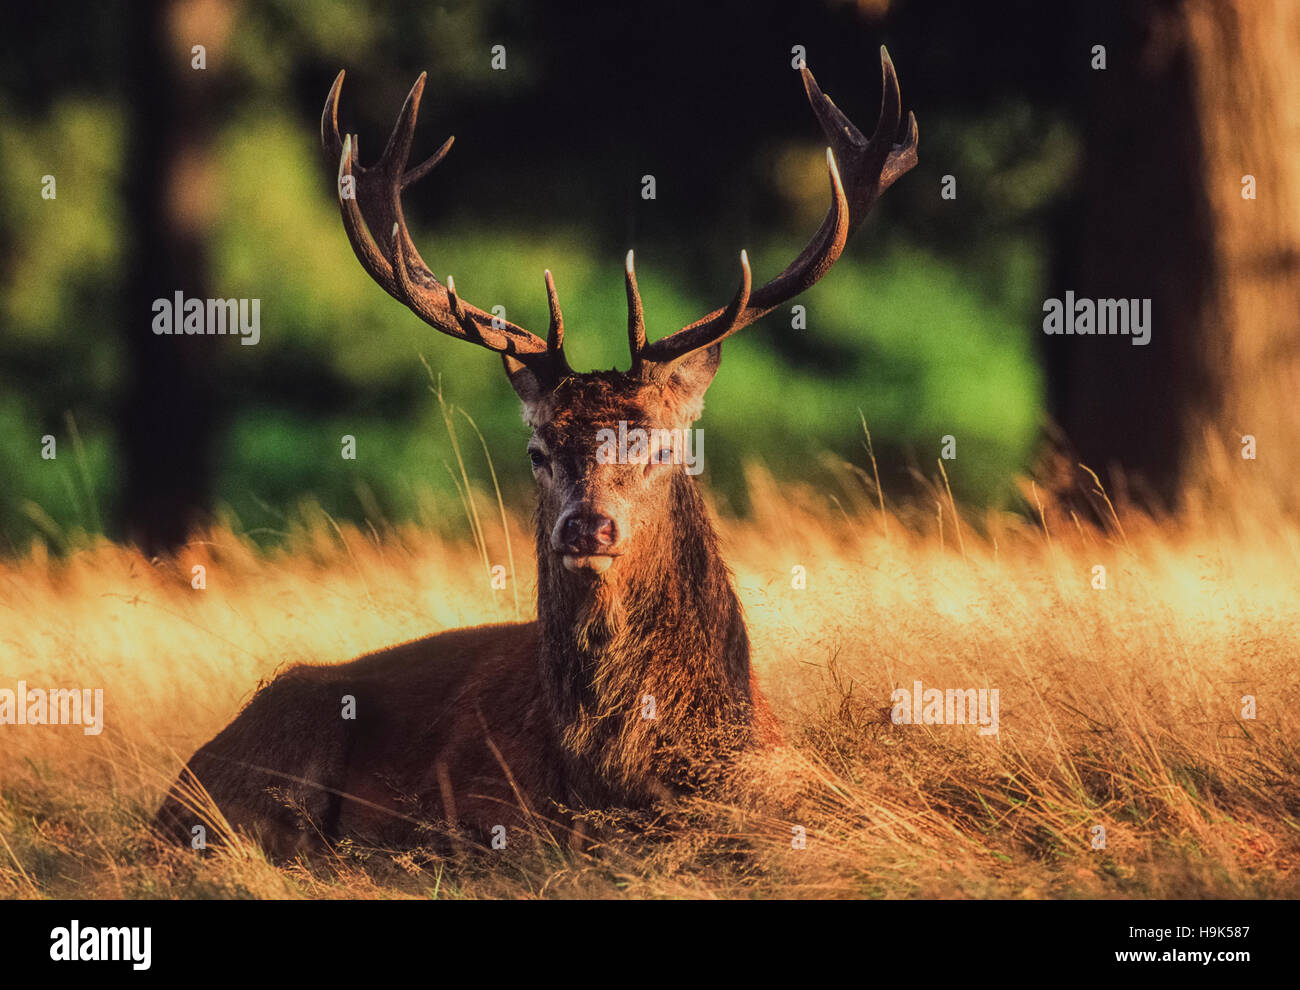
[554,509,622,574]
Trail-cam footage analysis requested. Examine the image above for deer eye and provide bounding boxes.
[528,448,547,469]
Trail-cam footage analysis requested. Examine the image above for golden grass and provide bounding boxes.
[1,458,1298,899]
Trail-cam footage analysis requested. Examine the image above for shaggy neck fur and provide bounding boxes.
[535,470,754,807]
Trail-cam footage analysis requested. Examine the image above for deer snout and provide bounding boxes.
[558,510,617,551]
[554,510,621,574]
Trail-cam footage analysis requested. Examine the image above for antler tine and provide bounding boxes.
[322,70,347,163]
[635,46,917,376]
[543,269,568,368]
[882,107,919,192]
[441,274,487,345]
[379,71,425,174]
[337,134,399,298]
[717,249,753,334]
[625,250,647,373]
[324,71,565,379]
[372,72,460,190]
[404,133,455,189]
[642,251,753,381]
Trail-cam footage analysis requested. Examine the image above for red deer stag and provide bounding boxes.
[156,49,917,856]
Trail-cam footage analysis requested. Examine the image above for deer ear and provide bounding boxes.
[667,343,722,421]
[503,355,549,424]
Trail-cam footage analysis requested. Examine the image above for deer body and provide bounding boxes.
[163,623,551,855]
[156,51,915,854]
[161,465,774,854]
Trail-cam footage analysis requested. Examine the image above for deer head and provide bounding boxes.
[322,49,917,582]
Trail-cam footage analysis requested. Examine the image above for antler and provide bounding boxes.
[322,71,571,384]
[631,46,918,380]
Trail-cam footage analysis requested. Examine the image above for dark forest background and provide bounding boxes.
[2,0,1296,554]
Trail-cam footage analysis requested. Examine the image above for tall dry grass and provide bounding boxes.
[1,442,1297,899]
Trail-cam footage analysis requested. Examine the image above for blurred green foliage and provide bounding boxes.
[0,0,1075,553]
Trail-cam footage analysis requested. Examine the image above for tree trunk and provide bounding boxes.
[1051,0,1300,513]
[1180,0,1300,509]
[121,0,230,554]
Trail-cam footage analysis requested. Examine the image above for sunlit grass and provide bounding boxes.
[1,430,1297,899]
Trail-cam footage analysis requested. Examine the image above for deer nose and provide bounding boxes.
[559,511,617,552]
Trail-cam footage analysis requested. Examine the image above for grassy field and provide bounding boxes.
[1,451,1297,899]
